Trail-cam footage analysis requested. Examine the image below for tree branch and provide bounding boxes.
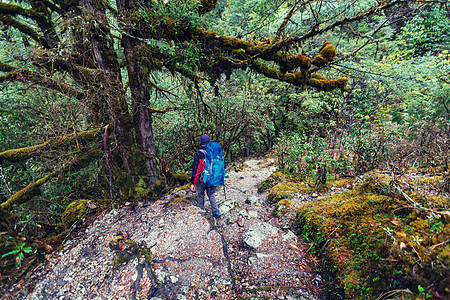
[0,67,85,99]
[149,107,180,114]
[0,128,103,163]
[0,60,16,72]
[1,149,101,211]
[0,15,47,47]
[275,0,301,40]
[0,3,48,24]
[291,0,401,43]
[248,58,348,91]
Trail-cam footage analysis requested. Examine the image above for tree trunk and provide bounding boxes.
[80,0,137,181]
[118,0,159,184]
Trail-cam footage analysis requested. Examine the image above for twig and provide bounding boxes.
[427,239,450,254]
[0,164,13,195]
[103,125,114,200]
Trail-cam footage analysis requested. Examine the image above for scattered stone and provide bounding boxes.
[248,211,258,219]
[155,267,167,283]
[311,193,318,198]
[248,253,272,265]
[227,216,235,224]
[218,199,240,214]
[282,230,297,241]
[243,222,278,249]
[238,209,250,219]
[246,195,259,204]
[311,274,322,286]
[237,217,244,227]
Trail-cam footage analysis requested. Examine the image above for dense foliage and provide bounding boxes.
[0,0,449,298]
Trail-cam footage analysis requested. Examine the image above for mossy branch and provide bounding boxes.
[31,49,97,82]
[0,15,47,47]
[1,149,101,211]
[0,2,48,24]
[248,59,348,92]
[192,27,283,60]
[0,127,103,163]
[149,107,180,114]
[0,68,85,99]
[0,60,17,72]
[191,28,346,90]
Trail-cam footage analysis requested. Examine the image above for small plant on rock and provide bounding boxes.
[2,242,33,267]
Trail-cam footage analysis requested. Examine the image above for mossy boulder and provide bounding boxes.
[258,172,286,193]
[62,199,88,228]
[296,172,450,299]
[268,181,307,203]
[327,177,355,189]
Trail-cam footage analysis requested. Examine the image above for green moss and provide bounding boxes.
[278,198,293,207]
[295,172,450,299]
[135,176,151,196]
[112,253,128,271]
[329,177,355,189]
[258,171,286,193]
[179,183,190,190]
[268,182,307,203]
[61,199,88,229]
[107,232,154,276]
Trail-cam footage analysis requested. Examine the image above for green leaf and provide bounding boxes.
[1,249,21,258]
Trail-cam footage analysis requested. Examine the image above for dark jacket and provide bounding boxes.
[191,145,207,184]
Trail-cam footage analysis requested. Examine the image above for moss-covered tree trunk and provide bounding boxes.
[119,0,158,184]
[80,0,139,182]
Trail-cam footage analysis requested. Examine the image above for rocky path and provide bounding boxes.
[27,157,322,299]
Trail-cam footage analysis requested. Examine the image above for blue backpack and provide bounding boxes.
[200,142,225,187]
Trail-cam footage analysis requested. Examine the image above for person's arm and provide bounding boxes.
[190,159,205,191]
[190,151,200,184]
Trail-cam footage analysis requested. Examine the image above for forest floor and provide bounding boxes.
[6,157,326,300]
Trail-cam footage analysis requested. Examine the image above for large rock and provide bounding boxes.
[242,222,278,249]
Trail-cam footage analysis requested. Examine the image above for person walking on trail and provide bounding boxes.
[190,134,221,219]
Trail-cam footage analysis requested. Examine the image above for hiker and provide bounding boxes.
[190,134,222,218]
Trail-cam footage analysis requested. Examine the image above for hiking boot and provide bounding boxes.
[213,211,221,219]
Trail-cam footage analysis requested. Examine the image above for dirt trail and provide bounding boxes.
[26,157,322,300]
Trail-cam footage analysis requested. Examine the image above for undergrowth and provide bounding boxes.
[289,171,450,299]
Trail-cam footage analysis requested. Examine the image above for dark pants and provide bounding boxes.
[196,181,218,214]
